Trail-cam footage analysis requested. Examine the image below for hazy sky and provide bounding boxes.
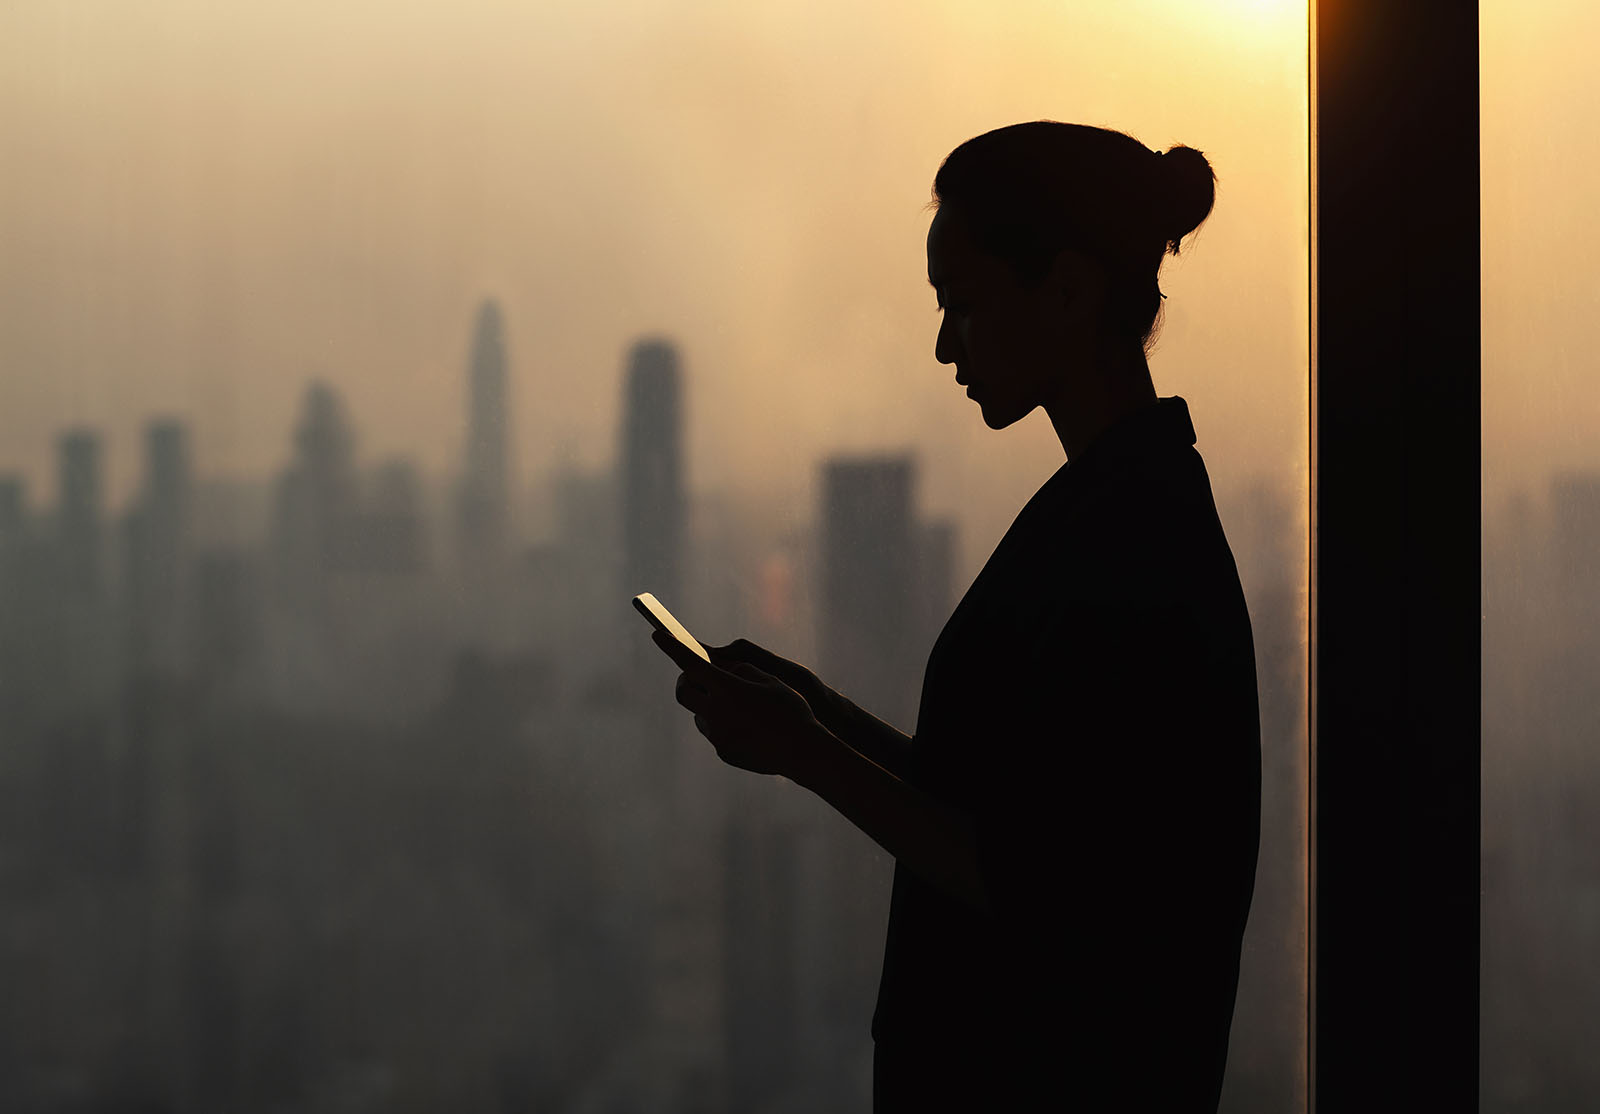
[2,0,1317,571]
[1481,2,1600,511]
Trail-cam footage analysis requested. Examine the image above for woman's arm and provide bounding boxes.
[790,719,989,914]
[707,639,915,779]
[660,633,972,906]
[814,689,916,781]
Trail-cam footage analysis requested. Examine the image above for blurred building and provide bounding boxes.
[722,783,801,1111]
[526,465,620,678]
[620,338,685,626]
[614,338,730,1110]
[456,298,512,570]
[123,419,195,680]
[57,428,107,599]
[52,429,118,716]
[818,455,920,726]
[190,549,260,694]
[264,382,359,710]
[271,380,358,597]
[356,458,426,576]
[807,453,954,1105]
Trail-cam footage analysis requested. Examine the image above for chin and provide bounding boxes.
[978,397,1031,431]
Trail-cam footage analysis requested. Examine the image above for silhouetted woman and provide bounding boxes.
[654,121,1261,1111]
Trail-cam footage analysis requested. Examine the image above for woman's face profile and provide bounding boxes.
[926,204,1080,431]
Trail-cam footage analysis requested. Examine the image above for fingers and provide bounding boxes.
[653,629,718,678]
[657,631,785,744]
[727,662,771,683]
[674,659,776,726]
[658,631,772,692]
[708,637,765,667]
[710,640,802,685]
[674,671,710,714]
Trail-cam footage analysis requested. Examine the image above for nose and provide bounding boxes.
[934,312,959,366]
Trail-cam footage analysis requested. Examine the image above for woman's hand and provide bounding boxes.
[651,629,824,778]
[705,638,832,717]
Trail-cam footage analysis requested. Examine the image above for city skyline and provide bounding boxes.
[0,298,968,691]
[1,283,1584,1108]
[0,0,1316,568]
[2,2,1589,1110]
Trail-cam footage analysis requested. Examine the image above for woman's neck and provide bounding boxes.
[1043,341,1157,461]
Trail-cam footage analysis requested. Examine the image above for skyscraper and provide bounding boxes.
[360,458,425,575]
[819,454,919,724]
[620,338,684,612]
[52,428,117,713]
[57,429,106,598]
[722,784,802,1110]
[457,298,511,566]
[617,338,725,1108]
[125,419,194,678]
[810,453,936,1104]
[271,380,357,599]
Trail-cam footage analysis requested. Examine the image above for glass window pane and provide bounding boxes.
[1482,4,1600,1109]
[0,3,1308,1109]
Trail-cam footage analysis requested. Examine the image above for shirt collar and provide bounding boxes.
[1035,395,1198,495]
[1077,395,1198,465]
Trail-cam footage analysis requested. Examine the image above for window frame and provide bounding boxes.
[1311,2,1480,1109]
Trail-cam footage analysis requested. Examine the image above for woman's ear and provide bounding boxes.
[1043,241,1107,315]
[1047,247,1108,315]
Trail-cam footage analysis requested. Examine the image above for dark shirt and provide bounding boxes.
[871,396,1262,1112]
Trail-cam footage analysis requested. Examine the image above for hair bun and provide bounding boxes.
[1155,145,1216,255]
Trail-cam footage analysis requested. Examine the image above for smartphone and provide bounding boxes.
[632,592,711,663]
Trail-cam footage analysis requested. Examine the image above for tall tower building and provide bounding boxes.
[457,299,511,566]
[264,381,359,711]
[362,458,425,575]
[618,338,725,1108]
[271,381,357,599]
[620,338,684,611]
[819,455,920,724]
[57,429,106,597]
[810,454,927,1106]
[53,428,117,714]
[125,420,195,678]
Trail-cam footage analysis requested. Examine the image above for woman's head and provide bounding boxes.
[926,121,1215,431]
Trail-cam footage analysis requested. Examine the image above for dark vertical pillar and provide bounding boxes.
[1313,3,1479,1110]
